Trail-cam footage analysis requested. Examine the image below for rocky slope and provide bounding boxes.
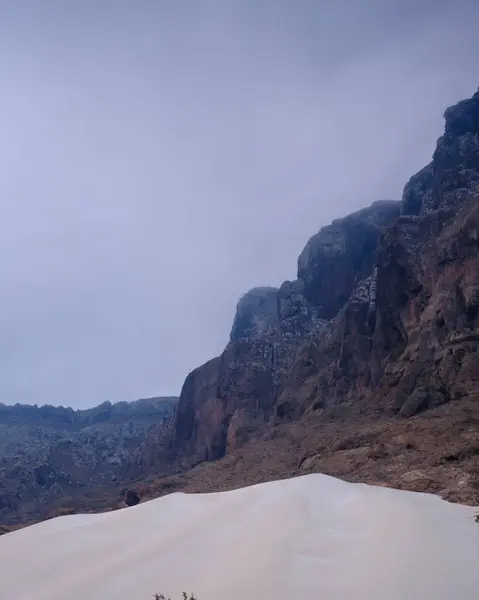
[0,397,177,524]
[167,200,400,467]
[2,88,479,530]
[134,88,479,504]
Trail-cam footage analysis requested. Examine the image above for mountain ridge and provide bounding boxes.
[132,87,479,505]
[0,396,177,525]
[2,87,479,529]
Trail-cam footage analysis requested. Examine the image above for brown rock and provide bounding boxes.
[4,89,479,531]
[150,87,479,507]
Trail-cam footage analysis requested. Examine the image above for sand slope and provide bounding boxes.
[1,474,478,600]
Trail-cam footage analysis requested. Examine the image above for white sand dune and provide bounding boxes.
[1,474,478,600]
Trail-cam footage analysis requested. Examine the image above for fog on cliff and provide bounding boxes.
[0,0,478,407]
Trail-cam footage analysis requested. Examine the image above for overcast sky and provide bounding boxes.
[0,1,478,408]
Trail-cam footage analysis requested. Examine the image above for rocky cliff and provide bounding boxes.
[3,89,479,530]
[0,397,177,524]
[166,200,400,469]
[154,89,479,499]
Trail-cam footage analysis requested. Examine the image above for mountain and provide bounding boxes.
[2,88,479,529]
[131,88,479,505]
[0,397,177,525]
[169,199,400,466]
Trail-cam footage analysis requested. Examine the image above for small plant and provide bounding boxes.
[154,594,197,600]
[474,513,479,524]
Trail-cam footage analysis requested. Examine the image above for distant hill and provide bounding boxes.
[0,397,177,525]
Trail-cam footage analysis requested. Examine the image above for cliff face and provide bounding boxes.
[3,90,479,530]
[371,90,479,416]
[167,200,400,469]
[167,89,479,475]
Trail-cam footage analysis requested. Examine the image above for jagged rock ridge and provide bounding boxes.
[0,397,177,524]
[163,201,401,468]
[158,89,479,495]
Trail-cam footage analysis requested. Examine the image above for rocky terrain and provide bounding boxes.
[2,88,479,530]
[0,397,177,524]
[131,87,479,505]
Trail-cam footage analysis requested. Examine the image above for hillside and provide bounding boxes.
[129,87,479,506]
[2,88,479,529]
[0,397,177,524]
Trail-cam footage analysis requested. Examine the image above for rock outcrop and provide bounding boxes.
[0,397,177,524]
[3,89,479,530]
[163,200,400,470]
[161,88,479,484]
[297,199,399,318]
[371,90,479,416]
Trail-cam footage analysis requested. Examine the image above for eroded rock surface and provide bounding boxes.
[3,89,479,530]
[159,89,479,499]
[0,397,177,524]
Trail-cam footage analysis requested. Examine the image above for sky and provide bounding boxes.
[0,0,478,408]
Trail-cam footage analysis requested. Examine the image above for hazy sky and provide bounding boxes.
[0,1,478,408]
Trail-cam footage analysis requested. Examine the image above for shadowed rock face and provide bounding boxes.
[164,88,479,472]
[402,90,479,217]
[283,90,479,418]
[163,200,400,469]
[298,200,400,318]
[230,287,280,341]
[370,90,479,417]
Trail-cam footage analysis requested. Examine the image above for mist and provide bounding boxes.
[0,0,478,407]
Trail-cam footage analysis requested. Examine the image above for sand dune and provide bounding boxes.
[1,474,478,600]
